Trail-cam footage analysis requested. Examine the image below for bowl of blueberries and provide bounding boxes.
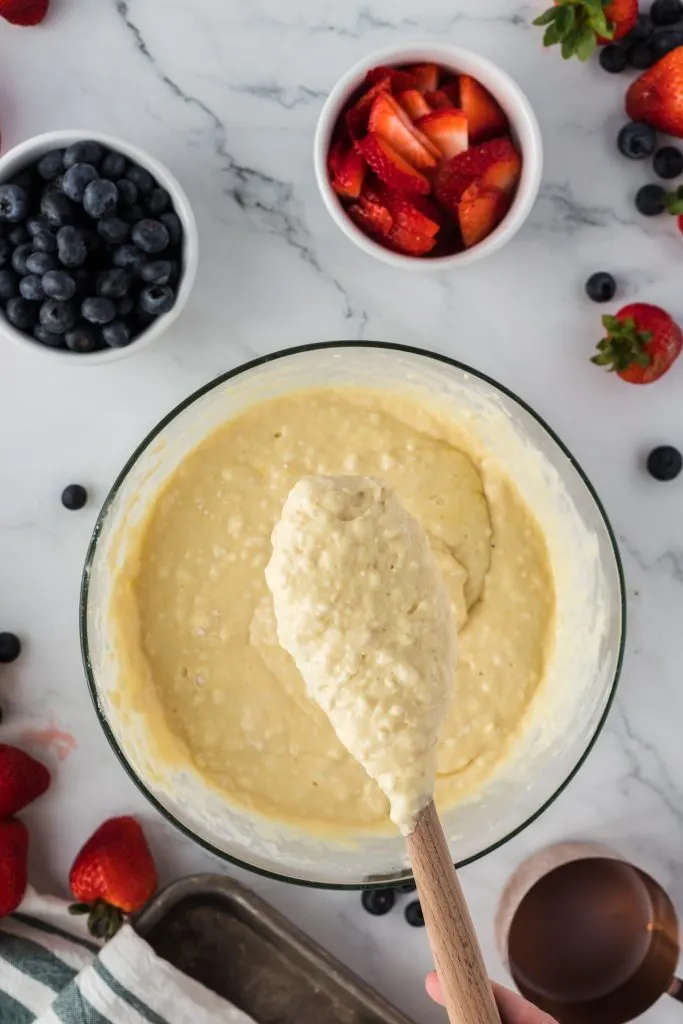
[0,130,198,362]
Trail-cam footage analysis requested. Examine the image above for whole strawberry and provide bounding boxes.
[0,819,29,917]
[0,744,51,817]
[592,304,682,384]
[0,0,49,25]
[534,0,638,61]
[69,816,158,939]
[626,48,683,137]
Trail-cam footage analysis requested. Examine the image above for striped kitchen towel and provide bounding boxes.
[0,887,255,1024]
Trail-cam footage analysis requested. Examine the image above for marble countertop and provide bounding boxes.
[2,1,683,1021]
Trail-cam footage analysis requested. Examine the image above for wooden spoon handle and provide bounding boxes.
[406,800,501,1024]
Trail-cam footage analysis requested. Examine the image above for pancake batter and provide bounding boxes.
[110,389,555,836]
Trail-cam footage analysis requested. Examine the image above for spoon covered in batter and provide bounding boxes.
[266,475,501,1024]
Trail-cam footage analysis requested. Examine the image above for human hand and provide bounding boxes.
[425,972,558,1024]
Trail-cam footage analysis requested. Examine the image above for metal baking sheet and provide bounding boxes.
[133,873,416,1024]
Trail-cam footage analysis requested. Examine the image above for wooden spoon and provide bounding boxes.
[407,800,502,1024]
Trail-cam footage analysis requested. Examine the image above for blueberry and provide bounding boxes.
[113,244,146,273]
[0,632,21,663]
[39,298,76,334]
[42,270,77,301]
[101,150,127,180]
[650,0,683,26]
[624,13,654,42]
[27,216,48,238]
[635,183,667,215]
[651,26,683,58]
[0,184,29,223]
[139,283,175,316]
[62,162,99,202]
[33,230,58,254]
[61,484,88,509]
[41,190,77,228]
[83,179,118,219]
[19,275,45,302]
[33,324,66,348]
[79,228,102,253]
[653,146,683,179]
[116,179,138,205]
[97,216,129,245]
[121,202,145,224]
[72,267,94,293]
[10,171,34,193]
[647,445,682,480]
[8,225,29,247]
[64,141,103,168]
[586,272,617,303]
[160,211,182,246]
[65,322,99,353]
[618,121,657,160]
[0,238,9,268]
[81,295,116,324]
[147,187,170,216]
[361,889,395,916]
[627,41,655,68]
[5,296,37,331]
[45,174,65,195]
[57,225,87,268]
[26,252,57,276]
[125,163,154,195]
[599,44,628,73]
[101,320,132,348]
[12,243,34,275]
[37,149,66,181]
[132,218,170,255]
[140,259,173,285]
[116,294,134,317]
[97,268,131,298]
[0,269,17,300]
[404,900,425,927]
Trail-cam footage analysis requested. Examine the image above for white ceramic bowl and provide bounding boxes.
[0,130,198,364]
[314,43,543,271]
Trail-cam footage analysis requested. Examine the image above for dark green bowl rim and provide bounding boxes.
[80,340,626,890]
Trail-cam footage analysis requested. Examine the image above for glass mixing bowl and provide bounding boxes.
[81,343,625,889]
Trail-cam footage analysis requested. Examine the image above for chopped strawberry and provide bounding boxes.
[365,65,418,93]
[458,182,509,248]
[328,137,346,180]
[371,184,441,238]
[459,75,508,143]
[345,77,392,140]
[480,139,522,194]
[397,89,432,120]
[434,138,519,213]
[0,0,48,25]
[368,92,439,169]
[331,145,367,199]
[390,224,437,256]
[412,64,440,94]
[441,81,460,106]
[425,90,453,110]
[416,109,468,160]
[356,133,431,195]
[348,195,393,239]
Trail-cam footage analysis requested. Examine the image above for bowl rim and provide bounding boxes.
[80,340,626,890]
[313,41,544,271]
[0,129,199,365]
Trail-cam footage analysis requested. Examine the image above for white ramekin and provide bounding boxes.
[314,42,543,271]
[0,130,198,365]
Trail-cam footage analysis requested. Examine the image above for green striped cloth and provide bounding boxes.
[0,887,254,1024]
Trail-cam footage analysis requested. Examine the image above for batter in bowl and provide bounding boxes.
[110,388,555,837]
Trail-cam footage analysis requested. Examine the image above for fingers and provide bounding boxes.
[425,973,558,1024]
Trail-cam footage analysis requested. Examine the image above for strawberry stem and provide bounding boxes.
[592,315,653,372]
[534,0,614,60]
[69,899,125,940]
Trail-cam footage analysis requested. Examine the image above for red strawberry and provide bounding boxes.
[678,213,683,234]
[328,137,346,180]
[440,81,461,106]
[0,744,51,817]
[458,182,509,248]
[345,77,392,140]
[534,0,637,59]
[458,75,508,143]
[480,139,522,194]
[626,48,683,138]
[424,89,453,110]
[434,137,517,212]
[330,144,366,199]
[364,65,418,93]
[592,304,682,385]
[69,817,158,939]
[416,109,468,160]
[371,184,440,238]
[0,820,28,918]
[411,64,440,94]
[348,194,393,240]
[397,89,432,120]
[390,223,437,256]
[0,0,48,25]
[368,93,439,168]
[356,134,430,195]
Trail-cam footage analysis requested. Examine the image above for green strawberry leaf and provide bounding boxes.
[533,7,558,26]
[561,26,582,59]
[544,22,562,47]
[555,5,576,34]
[576,25,598,60]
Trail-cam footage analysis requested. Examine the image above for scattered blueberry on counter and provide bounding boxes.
[653,145,683,178]
[404,901,425,927]
[0,141,184,353]
[617,122,657,160]
[635,183,667,215]
[61,484,88,510]
[0,632,21,664]
[647,445,682,480]
[586,272,617,303]
[361,889,395,916]
[650,0,683,27]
